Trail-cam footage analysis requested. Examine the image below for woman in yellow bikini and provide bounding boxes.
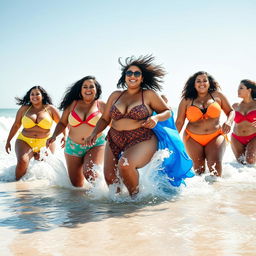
[175,71,234,176]
[5,86,65,180]
[47,76,106,187]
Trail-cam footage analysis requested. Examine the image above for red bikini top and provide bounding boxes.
[234,110,256,123]
[68,100,101,127]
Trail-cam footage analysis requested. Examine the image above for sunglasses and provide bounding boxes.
[125,70,142,77]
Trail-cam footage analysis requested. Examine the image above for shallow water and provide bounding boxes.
[0,113,255,256]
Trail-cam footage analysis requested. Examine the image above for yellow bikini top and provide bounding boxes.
[21,106,53,129]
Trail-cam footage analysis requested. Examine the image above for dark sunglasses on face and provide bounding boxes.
[125,70,142,77]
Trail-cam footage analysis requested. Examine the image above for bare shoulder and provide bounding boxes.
[143,90,160,103]
[97,99,106,106]
[19,105,29,114]
[15,105,29,120]
[46,104,60,115]
[45,104,57,111]
[232,102,239,110]
[179,98,191,107]
[107,90,123,103]
[110,90,123,97]
[214,91,227,100]
[143,89,157,97]
[61,100,76,114]
[97,99,106,112]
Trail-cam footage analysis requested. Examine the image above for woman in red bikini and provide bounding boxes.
[85,55,171,197]
[231,79,256,164]
[47,76,106,187]
[5,86,64,180]
[175,71,234,176]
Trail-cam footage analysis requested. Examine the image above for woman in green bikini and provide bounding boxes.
[47,76,106,187]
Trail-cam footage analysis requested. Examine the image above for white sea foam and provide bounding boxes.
[0,114,255,202]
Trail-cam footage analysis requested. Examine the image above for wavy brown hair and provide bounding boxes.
[59,76,102,110]
[15,86,53,106]
[117,55,166,91]
[181,71,221,100]
[241,79,256,99]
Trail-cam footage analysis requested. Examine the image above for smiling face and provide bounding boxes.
[30,88,43,105]
[194,74,210,94]
[125,65,143,89]
[81,79,97,101]
[238,83,251,99]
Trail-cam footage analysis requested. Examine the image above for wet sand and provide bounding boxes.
[1,181,255,256]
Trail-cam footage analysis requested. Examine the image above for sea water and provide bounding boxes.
[0,109,255,256]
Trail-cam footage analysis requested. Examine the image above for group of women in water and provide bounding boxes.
[5,55,256,197]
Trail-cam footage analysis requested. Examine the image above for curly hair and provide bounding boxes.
[59,75,102,110]
[240,79,256,100]
[15,86,53,106]
[117,55,166,91]
[181,71,221,100]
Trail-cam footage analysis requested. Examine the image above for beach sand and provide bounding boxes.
[1,179,255,256]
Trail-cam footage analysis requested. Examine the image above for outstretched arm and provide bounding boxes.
[175,99,187,133]
[5,107,24,154]
[49,105,67,147]
[142,91,171,129]
[219,92,235,134]
[46,107,69,148]
[84,92,118,146]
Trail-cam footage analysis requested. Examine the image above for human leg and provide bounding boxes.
[245,137,256,164]
[205,135,226,176]
[64,153,84,187]
[118,135,157,196]
[183,131,206,174]
[15,139,34,180]
[83,145,105,182]
[231,134,246,164]
[49,141,56,154]
[104,142,119,186]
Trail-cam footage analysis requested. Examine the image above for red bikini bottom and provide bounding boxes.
[232,133,256,145]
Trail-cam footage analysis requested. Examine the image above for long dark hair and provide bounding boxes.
[241,79,256,100]
[59,76,102,110]
[15,86,53,106]
[181,71,221,100]
[117,55,165,91]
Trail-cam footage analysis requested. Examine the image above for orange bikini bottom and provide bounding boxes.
[185,128,227,146]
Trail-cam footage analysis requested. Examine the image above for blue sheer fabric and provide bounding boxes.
[152,112,194,186]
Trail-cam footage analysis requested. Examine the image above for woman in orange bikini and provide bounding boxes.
[5,86,64,180]
[47,76,106,187]
[231,79,256,164]
[85,55,171,197]
[175,71,234,176]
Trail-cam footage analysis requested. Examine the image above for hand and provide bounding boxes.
[46,136,56,148]
[60,136,66,148]
[222,121,232,134]
[5,141,11,154]
[252,119,256,128]
[84,134,97,146]
[141,116,158,129]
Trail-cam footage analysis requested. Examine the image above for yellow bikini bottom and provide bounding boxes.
[17,133,49,152]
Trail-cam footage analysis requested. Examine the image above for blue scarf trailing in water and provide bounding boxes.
[152,112,194,187]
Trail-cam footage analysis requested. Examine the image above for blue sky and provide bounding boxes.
[0,0,255,109]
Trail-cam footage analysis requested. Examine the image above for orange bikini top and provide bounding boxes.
[21,106,53,129]
[186,95,221,122]
[68,100,101,127]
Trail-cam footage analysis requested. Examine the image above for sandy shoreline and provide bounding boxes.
[1,180,255,256]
